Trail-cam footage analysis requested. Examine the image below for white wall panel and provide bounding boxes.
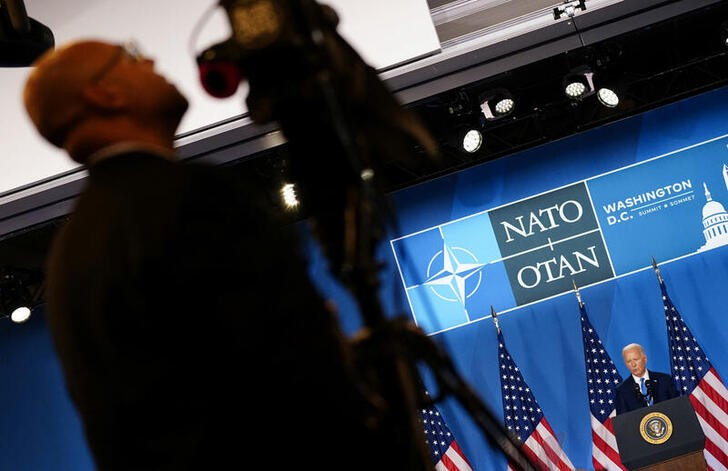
[0,0,439,194]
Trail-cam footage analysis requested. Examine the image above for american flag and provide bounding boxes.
[421,396,474,471]
[659,276,728,471]
[578,301,627,471]
[497,328,575,471]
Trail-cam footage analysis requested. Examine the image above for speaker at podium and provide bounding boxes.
[612,395,706,471]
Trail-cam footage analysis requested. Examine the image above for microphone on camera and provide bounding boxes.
[195,0,339,100]
[196,39,242,99]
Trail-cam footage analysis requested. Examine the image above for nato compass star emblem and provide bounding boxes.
[424,243,486,305]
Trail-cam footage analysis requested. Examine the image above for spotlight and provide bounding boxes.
[721,22,728,47]
[0,267,39,323]
[10,306,31,323]
[597,87,620,108]
[446,125,484,155]
[562,67,595,100]
[565,81,587,98]
[360,168,375,181]
[480,89,515,121]
[461,128,483,153]
[445,90,476,119]
[494,98,514,115]
[280,182,299,208]
[553,0,586,20]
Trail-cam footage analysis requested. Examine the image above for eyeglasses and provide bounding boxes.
[47,41,146,146]
[88,40,146,84]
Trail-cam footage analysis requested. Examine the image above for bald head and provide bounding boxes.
[24,41,120,148]
[23,39,188,163]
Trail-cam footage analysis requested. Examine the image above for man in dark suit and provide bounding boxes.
[23,39,384,470]
[616,343,680,414]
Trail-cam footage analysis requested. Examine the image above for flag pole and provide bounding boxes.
[572,280,583,308]
[492,306,572,470]
[487,305,540,471]
[491,305,500,333]
[651,256,663,284]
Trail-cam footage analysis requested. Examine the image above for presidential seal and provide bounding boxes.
[639,412,673,444]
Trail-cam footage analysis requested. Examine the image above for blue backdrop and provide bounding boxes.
[0,306,94,470]
[312,84,728,470]
[3,85,728,470]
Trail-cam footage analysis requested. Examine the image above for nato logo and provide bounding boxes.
[489,183,614,305]
[424,244,485,304]
[391,213,514,334]
[391,183,614,334]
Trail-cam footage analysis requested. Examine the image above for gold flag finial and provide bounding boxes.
[491,305,500,333]
[651,256,663,283]
[572,280,583,308]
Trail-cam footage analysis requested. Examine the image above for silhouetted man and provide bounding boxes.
[24,39,380,470]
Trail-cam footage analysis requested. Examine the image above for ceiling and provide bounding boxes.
[398,1,728,189]
[0,0,727,316]
[217,0,728,210]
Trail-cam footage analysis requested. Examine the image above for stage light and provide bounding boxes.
[280,182,299,208]
[565,81,587,98]
[445,90,476,119]
[562,67,595,100]
[553,0,586,19]
[10,306,31,323]
[480,89,515,121]
[722,22,728,47]
[360,168,375,181]
[494,98,514,115]
[0,267,38,323]
[461,129,483,153]
[597,87,620,108]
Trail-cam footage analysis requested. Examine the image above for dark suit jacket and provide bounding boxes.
[44,152,382,470]
[615,370,680,414]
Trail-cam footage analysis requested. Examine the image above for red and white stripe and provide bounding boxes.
[590,411,626,471]
[689,368,728,471]
[507,418,575,471]
[435,440,473,471]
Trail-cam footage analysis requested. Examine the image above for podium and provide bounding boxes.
[612,396,706,471]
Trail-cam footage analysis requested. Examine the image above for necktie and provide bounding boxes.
[640,377,653,406]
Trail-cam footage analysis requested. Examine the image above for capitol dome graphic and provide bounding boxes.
[698,165,728,252]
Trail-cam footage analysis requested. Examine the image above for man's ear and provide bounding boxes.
[81,83,127,111]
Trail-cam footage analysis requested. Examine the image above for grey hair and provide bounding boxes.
[622,343,645,356]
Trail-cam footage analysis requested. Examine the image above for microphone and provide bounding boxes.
[196,39,242,98]
[632,379,653,406]
[645,379,655,404]
[632,381,643,402]
[195,0,340,102]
